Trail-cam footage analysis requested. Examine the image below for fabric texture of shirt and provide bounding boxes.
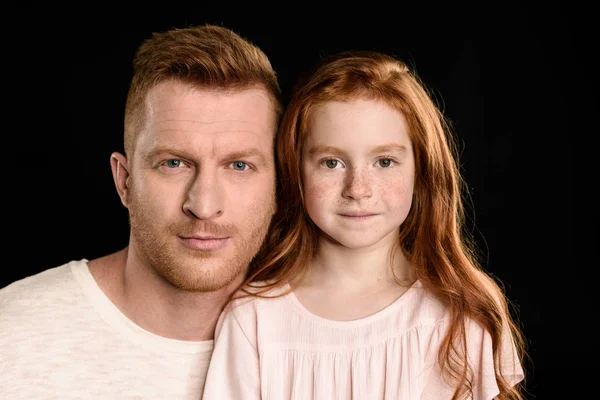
[0,259,213,399]
[202,280,523,400]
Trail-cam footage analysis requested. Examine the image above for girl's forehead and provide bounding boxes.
[304,99,410,146]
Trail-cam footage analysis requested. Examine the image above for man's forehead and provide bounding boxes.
[149,129,273,148]
[152,118,271,137]
[140,121,274,160]
[147,81,274,126]
[135,82,277,155]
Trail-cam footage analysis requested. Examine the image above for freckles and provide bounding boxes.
[304,178,338,202]
[383,173,412,192]
[379,175,414,208]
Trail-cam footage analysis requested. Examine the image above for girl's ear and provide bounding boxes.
[110,152,131,208]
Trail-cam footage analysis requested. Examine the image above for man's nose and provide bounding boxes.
[182,168,224,219]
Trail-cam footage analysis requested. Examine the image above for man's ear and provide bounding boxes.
[110,152,131,208]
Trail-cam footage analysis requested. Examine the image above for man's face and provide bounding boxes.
[125,81,276,291]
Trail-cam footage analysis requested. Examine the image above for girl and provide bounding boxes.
[202,51,527,400]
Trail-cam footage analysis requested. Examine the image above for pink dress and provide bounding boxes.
[202,280,523,399]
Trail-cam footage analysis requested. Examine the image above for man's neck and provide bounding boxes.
[88,248,242,341]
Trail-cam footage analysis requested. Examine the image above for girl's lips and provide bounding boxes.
[338,212,377,217]
[338,213,377,220]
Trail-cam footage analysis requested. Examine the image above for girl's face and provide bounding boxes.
[301,98,415,250]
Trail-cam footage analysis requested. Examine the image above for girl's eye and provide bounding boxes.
[378,158,394,168]
[232,161,249,171]
[165,159,183,168]
[323,159,339,169]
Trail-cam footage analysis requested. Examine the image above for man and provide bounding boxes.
[0,24,282,399]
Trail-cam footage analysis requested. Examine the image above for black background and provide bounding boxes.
[8,4,593,399]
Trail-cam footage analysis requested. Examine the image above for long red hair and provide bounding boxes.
[245,51,527,400]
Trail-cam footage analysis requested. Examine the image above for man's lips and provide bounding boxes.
[179,235,230,251]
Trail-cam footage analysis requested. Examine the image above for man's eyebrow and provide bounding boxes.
[225,149,269,164]
[143,147,191,160]
[143,147,269,164]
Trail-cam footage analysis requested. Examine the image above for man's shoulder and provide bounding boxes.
[0,259,87,310]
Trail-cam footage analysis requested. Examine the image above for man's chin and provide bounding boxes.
[158,259,245,293]
[172,276,241,293]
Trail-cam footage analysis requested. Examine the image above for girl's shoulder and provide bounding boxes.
[233,279,291,299]
[224,280,292,314]
[215,280,293,337]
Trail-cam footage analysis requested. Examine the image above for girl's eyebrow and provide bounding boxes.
[368,144,407,155]
[307,143,407,156]
[307,145,344,156]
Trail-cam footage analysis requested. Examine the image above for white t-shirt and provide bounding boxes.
[0,259,213,399]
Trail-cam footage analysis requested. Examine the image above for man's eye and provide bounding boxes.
[231,161,249,171]
[165,159,183,168]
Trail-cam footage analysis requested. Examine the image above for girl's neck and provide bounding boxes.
[300,235,414,293]
[292,236,416,321]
